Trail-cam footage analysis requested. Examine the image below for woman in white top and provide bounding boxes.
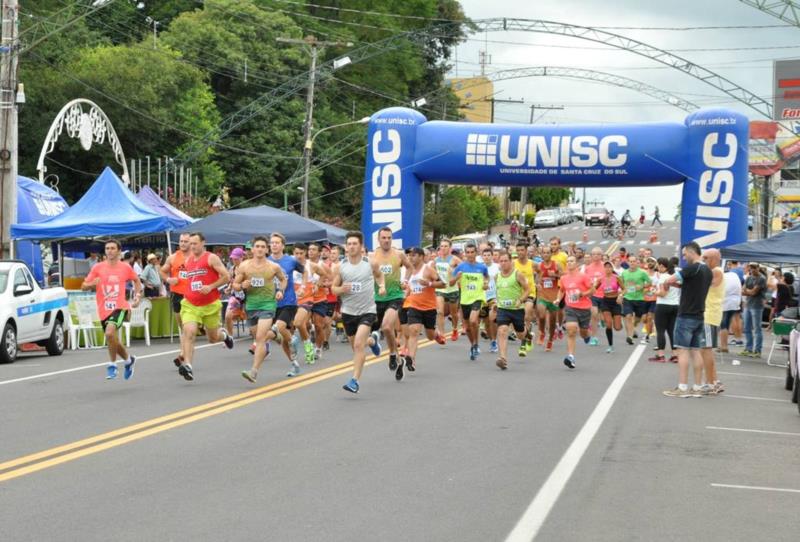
[719,269,744,352]
[650,257,680,363]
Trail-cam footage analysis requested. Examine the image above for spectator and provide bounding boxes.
[132,253,144,276]
[87,252,100,269]
[140,253,163,298]
[650,257,679,363]
[651,205,662,226]
[774,272,796,317]
[740,263,766,357]
[719,267,743,353]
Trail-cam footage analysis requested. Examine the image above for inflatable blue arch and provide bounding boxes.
[361,107,749,251]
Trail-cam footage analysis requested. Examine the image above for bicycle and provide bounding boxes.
[601,223,616,239]
[616,223,637,239]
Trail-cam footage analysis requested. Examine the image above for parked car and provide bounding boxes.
[534,209,558,228]
[450,233,487,252]
[585,207,610,226]
[568,204,584,221]
[0,260,69,363]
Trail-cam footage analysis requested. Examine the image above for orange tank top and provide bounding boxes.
[170,250,188,295]
[404,265,437,311]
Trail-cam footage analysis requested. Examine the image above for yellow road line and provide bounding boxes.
[0,341,434,483]
[605,240,620,256]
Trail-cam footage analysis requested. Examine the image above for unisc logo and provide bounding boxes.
[369,128,403,248]
[693,131,736,247]
[465,133,628,168]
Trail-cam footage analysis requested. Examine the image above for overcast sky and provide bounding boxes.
[451,0,800,218]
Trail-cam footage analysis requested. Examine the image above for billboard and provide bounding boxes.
[774,59,800,120]
[748,119,800,176]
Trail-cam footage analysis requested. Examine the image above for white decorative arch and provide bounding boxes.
[37,99,130,185]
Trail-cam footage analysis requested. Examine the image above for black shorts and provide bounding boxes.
[342,313,377,337]
[325,302,336,317]
[461,301,483,320]
[407,308,437,330]
[101,309,129,329]
[171,293,184,313]
[311,301,328,318]
[275,305,298,326]
[436,290,460,304]
[376,299,403,325]
[600,297,622,316]
[399,307,408,325]
[479,299,496,319]
[496,308,526,333]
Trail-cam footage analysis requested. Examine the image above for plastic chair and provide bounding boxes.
[767,318,797,367]
[74,298,105,349]
[122,298,152,347]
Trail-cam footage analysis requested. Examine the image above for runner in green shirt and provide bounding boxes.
[619,256,651,344]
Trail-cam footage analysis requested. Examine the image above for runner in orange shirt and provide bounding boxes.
[401,247,444,379]
[160,232,190,367]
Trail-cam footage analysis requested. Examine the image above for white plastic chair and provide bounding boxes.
[74,297,105,349]
[122,298,152,347]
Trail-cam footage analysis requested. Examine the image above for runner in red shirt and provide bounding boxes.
[557,255,598,369]
[582,247,606,347]
[82,239,143,381]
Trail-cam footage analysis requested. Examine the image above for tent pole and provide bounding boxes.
[166,230,173,255]
[58,242,63,287]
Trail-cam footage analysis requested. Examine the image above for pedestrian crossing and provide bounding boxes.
[553,225,679,232]
[569,239,675,246]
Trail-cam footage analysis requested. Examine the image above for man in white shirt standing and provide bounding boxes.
[719,267,743,353]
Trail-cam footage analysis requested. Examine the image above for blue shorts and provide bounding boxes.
[673,315,705,349]
[591,296,602,308]
[622,299,647,317]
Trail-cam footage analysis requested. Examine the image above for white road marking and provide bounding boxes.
[717,371,782,380]
[706,426,800,437]
[666,241,675,246]
[722,394,788,403]
[639,240,647,245]
[587,241,596,245]
[626,240,634,245]
[0,339,245,386]
[504,345,646,542]
[711,483,800,494]
[600,240,608,245]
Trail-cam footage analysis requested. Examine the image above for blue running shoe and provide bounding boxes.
[106,364,117,380]
[123,356,136,380]
[469,345,477,361]
[286,360,301,378]
[369,331,382,358]
[343,377,359,393]
[290,334,301,358]
[490,340,498,353]
[589,337,599,346]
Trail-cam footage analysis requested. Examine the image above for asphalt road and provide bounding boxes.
[1,323,798,541]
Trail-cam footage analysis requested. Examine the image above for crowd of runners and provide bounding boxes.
[78,225,793,397]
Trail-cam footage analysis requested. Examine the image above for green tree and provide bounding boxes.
[425,186,501,238]
[509,186,571,210]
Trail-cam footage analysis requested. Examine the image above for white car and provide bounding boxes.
[534,210,557,228]
[0,260,69,363]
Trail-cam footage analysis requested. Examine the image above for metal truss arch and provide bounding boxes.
[739,0,800,27]
[37,98,130,185]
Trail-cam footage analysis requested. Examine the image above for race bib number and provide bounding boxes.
[104,301,117,311]
[604,286,615,294]
[436,264,448,279]
[543,278,554,289]
[467,283,478,291]
[191,280,203,292]
[350,282,362,293]
[499,299,513,308]
[178,270,188,280]
[411,282,423,294]
[568,291,580,303]
[250,277,265,288]
[380,264,393,275]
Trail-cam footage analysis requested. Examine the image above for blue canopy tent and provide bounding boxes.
[137,185,195,230]
[720,224,800,264]
[16,176,69,284]
[12,167,174,241]
[181,205,330,245]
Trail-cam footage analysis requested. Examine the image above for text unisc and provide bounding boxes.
[496,135,628,168]
[370,128,403,248]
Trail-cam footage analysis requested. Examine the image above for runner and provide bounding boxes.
[480,246,500,354]
[401,247,444,379]
[159,232,190,367]
[238,236,288,383]
[334,231,384,394]
[494,251,530,370]
[268,233,306,378]
[535,246,562,352]
[556,255,597,369]
[177,232,234,381]
[223,247,246,338]
[292,244,330,364]
[434,239,461,341]
[514,241,537,355]
[321,244,338,350]
[81,239,143,380]
[582,247,605,347]
[598,261,623,353]
[371,227,411,373]
[450,244,489,361]
[640,257,659,344]
[308,242,332,361]
[620,256,651,345]
[549,236,569,339]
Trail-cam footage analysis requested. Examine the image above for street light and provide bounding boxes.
[301,116,370,217]
[285,185,304,211]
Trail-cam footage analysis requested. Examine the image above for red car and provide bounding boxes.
[585,207,610,226]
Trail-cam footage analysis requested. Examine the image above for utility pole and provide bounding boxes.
[521,104,564,222]
[278,35,351,217]
[488,97,524,220]
[0,0,19,258]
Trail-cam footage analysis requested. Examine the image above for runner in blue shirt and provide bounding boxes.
[268,232,306,377]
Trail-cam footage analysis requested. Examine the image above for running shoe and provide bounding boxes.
[662,387,698,398]
[290,334,301,358]
[475,345,482,355]
[589,337,599,346]
[389,353,398,371]
[480,329,489,340]
[537,332,545,346]
[248,343,256,355]
[314,347,321,362]
[369,331,382,357]
[509,332,517,342]
[545,340,553,352]
[563,354,576,369]
[395,360,405,381]
[738,349,754,357]
[489,340,498,353]
[105,364,118,380]
[286,360,301,378]
[633,332,639,339]
[343,377,359,393]
[304,341,315,364]
[469,345,477,361]
[322,341,330,351]
[123,356,136,380]
[583,336,591,345]
[404,355,415,372]
[173,354,184,368]
[752,351,762,358]
[668,355,678,363]
[518,344,527,357]
[525,341,534,353]
[434,333,446,345]
[222,331,234,350]
[639,336,649,345]
[496,357,508,370]
[178,364,194,381]
[241,369,257,383]
[556,328,564,341]
[648,355,666,363]
[713,381,725,394]
[606,346,614,354]
[271,325,282,344]
[697,384,717,396]
[265,342,271,358]
[451,330,459,342]
[626,337,634,345]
